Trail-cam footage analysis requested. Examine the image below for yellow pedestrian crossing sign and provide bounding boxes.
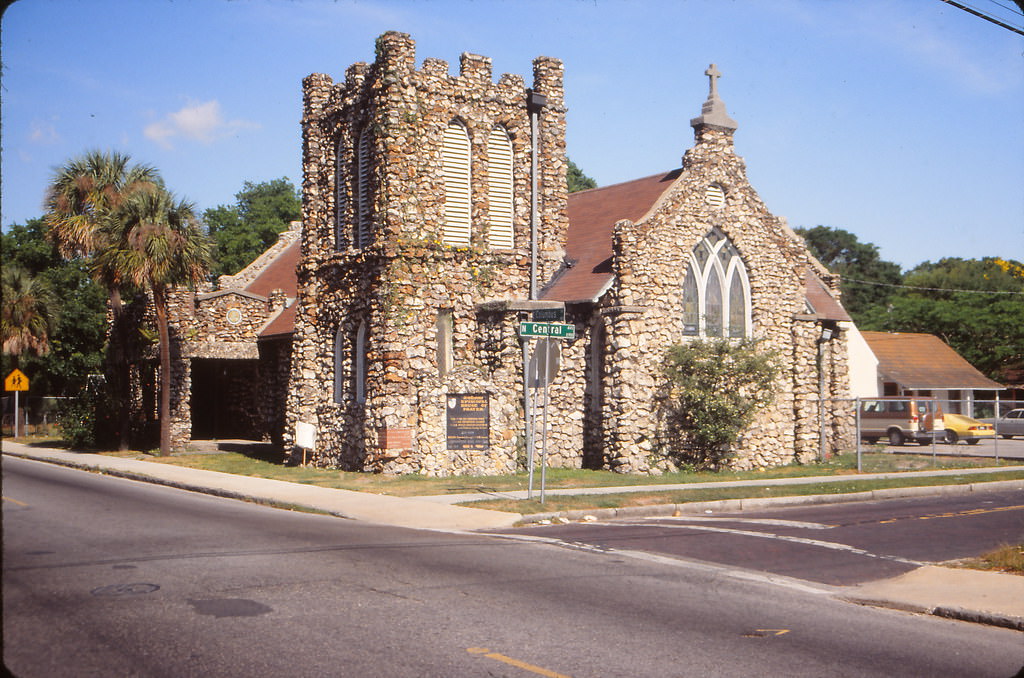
[5,369,29,392]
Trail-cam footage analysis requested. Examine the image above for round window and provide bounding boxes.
[226,308,243,325]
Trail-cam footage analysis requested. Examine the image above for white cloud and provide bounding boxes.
[144,100,259,149]
[29,119,60,145]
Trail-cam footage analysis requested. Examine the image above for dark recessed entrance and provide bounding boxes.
[189,359,262,439]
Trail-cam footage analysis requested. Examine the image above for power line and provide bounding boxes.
[938,0,1024,35]
[842,276,1024,296]
[984,0,1024,18]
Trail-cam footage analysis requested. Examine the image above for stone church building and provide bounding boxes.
[148,32,851,475]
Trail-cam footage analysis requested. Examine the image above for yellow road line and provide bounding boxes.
[877,504,1022,524]
[916,505,1023,521]
[2,496,28,507]
[467,647,572,678]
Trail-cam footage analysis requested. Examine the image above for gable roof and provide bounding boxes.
[804,270,851,322]
[259,303,298,340]
[542,170,850,325]
[860,331,1003,390]
[245,239,300,298]
[542,170,681,303]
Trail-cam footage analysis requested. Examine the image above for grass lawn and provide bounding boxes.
[952,543,1024,576]
[466,471,1024,514]
[102,442,1024,502]
[9,434,1023,513]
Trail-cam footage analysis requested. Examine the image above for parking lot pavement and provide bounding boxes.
[876,436,1024,460]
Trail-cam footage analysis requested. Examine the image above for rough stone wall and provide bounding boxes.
[286,32,568,475]
[595,125,850,472]
[123,258,294,450]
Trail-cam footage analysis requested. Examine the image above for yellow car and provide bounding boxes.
[942,413,995,445]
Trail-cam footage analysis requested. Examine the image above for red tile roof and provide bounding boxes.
[259,303,297,340]
[860,331,1003,390]
[804,271,851,322]
[542,170,681,302]
[245,239,300,298]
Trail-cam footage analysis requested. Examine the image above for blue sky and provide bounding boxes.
[3,0,1022,270]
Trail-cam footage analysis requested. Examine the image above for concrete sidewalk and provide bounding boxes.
[3,440,1022,631]
[1,441,521,530]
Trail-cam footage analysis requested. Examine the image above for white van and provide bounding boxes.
[859,397,944,446]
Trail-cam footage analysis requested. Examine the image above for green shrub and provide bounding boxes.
[661,339,779,470]
[57,377,118,449]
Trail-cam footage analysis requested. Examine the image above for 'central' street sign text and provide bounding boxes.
[519,322,576,339]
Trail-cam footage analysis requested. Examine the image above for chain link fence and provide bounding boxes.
[845,396,1024,471]
[1,396,69,437]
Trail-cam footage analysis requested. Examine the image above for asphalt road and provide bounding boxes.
[4,456,1023,678]
[501,490,1024,586]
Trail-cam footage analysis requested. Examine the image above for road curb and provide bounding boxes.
[843,596,1024,632]
[518,479,1024,524]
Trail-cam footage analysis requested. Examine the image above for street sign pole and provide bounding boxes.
[526,339,536,500]
[13,390,19,438]
[540,338,551,503]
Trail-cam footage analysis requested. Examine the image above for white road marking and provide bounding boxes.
[634,516,834,529]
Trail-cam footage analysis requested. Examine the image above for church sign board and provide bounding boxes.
[446,393,490,450]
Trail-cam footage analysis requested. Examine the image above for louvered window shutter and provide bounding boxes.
[442,123,472,246]
[355,129,372,248]
[486,127,514,249]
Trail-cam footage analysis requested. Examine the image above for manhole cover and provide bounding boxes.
[91,583,160,597]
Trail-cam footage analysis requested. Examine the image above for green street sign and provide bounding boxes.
[519,322,576,339]
[532,307,565,322]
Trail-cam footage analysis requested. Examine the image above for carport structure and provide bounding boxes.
[859,331,1005,415]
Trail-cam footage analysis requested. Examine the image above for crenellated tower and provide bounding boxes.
[286,32,568,474]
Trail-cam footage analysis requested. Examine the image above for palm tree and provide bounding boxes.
[95,186,211,456]
[44,150,160,449]
[1,266,58,359]
[45,150,160,260]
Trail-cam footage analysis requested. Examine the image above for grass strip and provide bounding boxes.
[461,471,1024,514]
[126,450,1019,497]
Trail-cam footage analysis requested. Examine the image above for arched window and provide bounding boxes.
[354,320,367,404]
[436,309,453,377]
[334,137,347,251]
[486,127,514,249]
[682,229,750,338]
[355,128,372,249]
[441,121,472,246]
[333,325,344,404]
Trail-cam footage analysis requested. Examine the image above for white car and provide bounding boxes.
[984,409,1024,439]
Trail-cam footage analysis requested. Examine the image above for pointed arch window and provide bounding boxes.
[333,325,344,404]
[441,121,472,246]
[682,229,750,338]
[333,320,369,405]
[354,320,367,404]
[334,136,348,252]
[355,128,372,249]
[485,126,514,249]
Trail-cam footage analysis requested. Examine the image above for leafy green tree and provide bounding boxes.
[1,219,107,397]
[878,257,1024,381]
[795,225,902,320]
[205,178,301,277]
[96,186,212,456]
[661,339,779,470]
[566,158,597,193]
